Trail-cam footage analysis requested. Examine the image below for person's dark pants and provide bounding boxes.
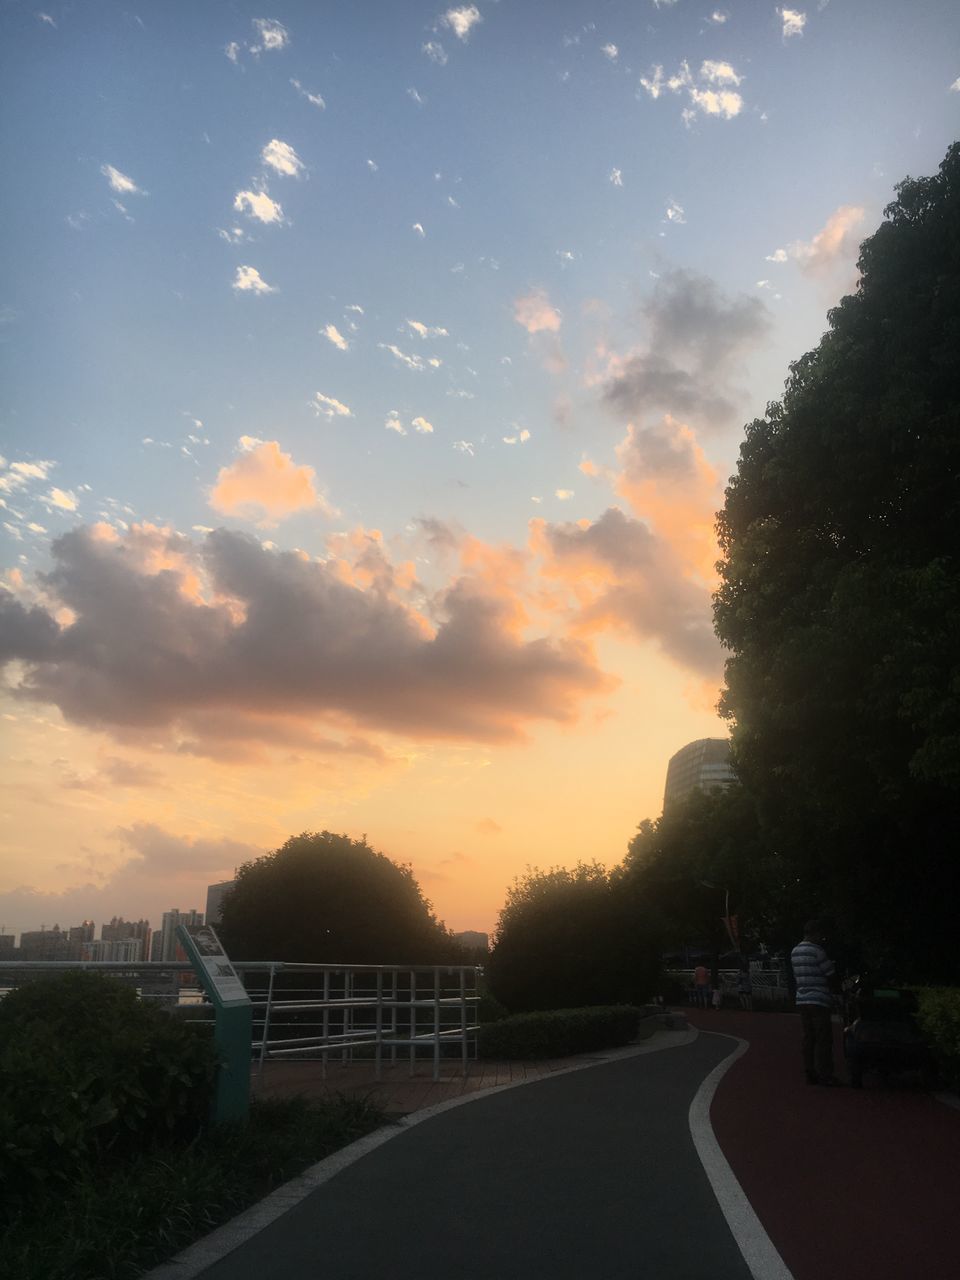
[799,1004,835,1080]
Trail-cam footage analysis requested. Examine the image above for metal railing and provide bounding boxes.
[0,960,482,1082]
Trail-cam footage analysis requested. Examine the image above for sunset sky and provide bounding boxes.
[2,1,958,943]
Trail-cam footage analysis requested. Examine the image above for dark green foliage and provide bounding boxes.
[486,863,660,1012]
[0,972,217,1198]
[478,1005,641,1059]
[714,142,960,981]
[2,1093,385,1280]
[218,830,461,964]
[916,988,960,1091]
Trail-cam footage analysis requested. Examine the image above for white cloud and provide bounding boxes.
[261,139,304,178]
[44,487,78,512]
[250,18,289,53]
[442,6,482,41]
[555,489,574,500]
[233,189,284,224]
[290,79,325,108]
[407,87,425,106]
[765,248,788,263]
[688,87,742,119]
[788,204,865,273]
[406,319,449,339]
[639,66,664,98]
[232,265,276,294]
[101,164,142,195]
[503,429,531,445]
[218,226,248,245]
[708,10,728,22]
[665,201,686,223]
[312,393,353,418]
[385,412,406,435]
[700,60,742,86]
[640,58,743,121]
[26,522,47,533]
[412,416,434,434]
[379,343,441,372]
[412,222,426,237]
[780,8,806,38]
[454,440,475,456]
[322,324,349,350]
[609,168,623,187]
[37,12,56,26]
[367,159,379,172]
[601,43,618,61]
[346,304,365,314]
[239,435,266,451]
[950,77,960,92]
[225,41,241,63]
[423,41,448,65]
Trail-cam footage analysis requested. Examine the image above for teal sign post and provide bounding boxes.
[177,923,252,1124]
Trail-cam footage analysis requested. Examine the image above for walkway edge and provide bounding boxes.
[145,1028,698,1280]
[688,1031,795,1280]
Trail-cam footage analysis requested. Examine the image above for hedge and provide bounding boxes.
[916,987,960,1091]
[477,1004,642,1059]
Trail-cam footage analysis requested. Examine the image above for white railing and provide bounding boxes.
[0,960,482,1082]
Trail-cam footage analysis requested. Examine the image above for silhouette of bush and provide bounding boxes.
[0,971,217,1199]
[916,987,960,1090]
[478,1004,641,1059]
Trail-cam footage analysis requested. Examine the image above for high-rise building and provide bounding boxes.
[155,908,204,961]
[205,880,235,926]
[101,916,151,950]
[82,937,145,962]
[663,738,736,810]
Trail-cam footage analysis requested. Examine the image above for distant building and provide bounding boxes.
[82,937,145,962]
[0,934,15,958]
[205,880,235,926]
[454,930,489,953]
[663,738,736,810]
[101,917,151,953]
[154,908,204,962]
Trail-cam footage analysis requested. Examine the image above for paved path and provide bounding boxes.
[196,1032,752,1280]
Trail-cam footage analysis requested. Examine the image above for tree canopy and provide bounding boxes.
[217,830,459,964]
[714,142,960,980]
[486,862,660,1012]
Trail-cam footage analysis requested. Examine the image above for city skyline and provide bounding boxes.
[2,1,959,940]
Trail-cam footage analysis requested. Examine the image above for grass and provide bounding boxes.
[2,1093,387,1280]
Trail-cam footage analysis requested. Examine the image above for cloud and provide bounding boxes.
[407,87,425,106]
[442,6,482,41]
[250,18,289,53]
[261,139,304,177]
[0,524,613,748]
[378,343,440,371]
[454,441,475,456]
[601,43,618,61]
[322,324,349,350]
[665,201,686,223]
[290,78,325,108]
[609,167,624,187]
[765,248,788,263]
[37,11,56,25]
[780,8,806,39]
[787,204,865,274]
[0,458,56,496]
[412,417,435,434]
[233,189,284,223]
[312,392,353,418]
[385,412,406,435]
[233,265,276,294]
[406,320,449,339]
[101,164,142,195]
[225,41,241,63]
[602,268,771,429]
[43,487,79,512]
[412,222,426,237]
[708,10,728,22]
[951,78,960,93]
[639,59,743,121]
[209,440,325,524]
[533,507,721,676]
[514,289,562,334]
[423,41,448,64]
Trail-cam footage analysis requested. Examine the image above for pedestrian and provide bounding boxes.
[790,920,842,1086]
[711,985,723,1011]
[737,962,753,1012]
[693,961,710,1008]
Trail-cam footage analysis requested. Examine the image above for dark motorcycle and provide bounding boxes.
[842,977,935,1090]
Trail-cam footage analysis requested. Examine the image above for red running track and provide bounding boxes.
[688,1009,960,1280]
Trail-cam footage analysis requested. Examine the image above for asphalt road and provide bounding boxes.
[198,1033,752,1280]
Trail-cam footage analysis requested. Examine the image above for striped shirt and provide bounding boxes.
[791,941,835,1008]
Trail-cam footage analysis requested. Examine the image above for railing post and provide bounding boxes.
[433,966,441,1082]
[258,962,278,1074]
[322,968,330,1079]
[409,969,416,1076]
[460,966,468,1077]
[375,968,383,1079]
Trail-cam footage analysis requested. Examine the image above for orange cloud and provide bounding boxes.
[514,288,562,334]
[209,440,327,525]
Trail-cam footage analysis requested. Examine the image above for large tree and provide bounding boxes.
[487,863,660,1012]
[218,831,459,963]
[714,142,960,980]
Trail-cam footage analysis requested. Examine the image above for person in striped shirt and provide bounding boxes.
[791,920,842,1086]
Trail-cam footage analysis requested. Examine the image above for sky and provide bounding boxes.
[1,1,959,944]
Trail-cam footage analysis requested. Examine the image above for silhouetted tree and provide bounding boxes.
[218,831,459,963]
[714,142,960,980]
[487,863,660,1012]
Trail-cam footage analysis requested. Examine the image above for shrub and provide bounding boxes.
[478,1004,641,1059]
[0,972,217,1200]
[916,987,960,1091]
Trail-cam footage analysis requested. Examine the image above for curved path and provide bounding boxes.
[189,1032,755,1280]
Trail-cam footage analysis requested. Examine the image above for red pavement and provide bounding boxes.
[689,1009,960,1280]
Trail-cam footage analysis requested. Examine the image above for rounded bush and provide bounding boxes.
[0,972,218,1198]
